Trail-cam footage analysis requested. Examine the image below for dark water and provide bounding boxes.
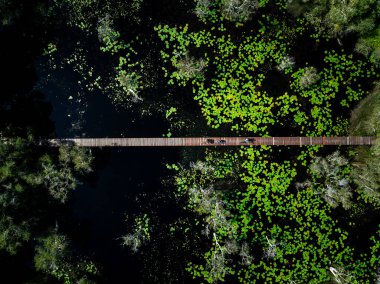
[0,1,193,282]
[68,149,178,283]
[37,58,180,283]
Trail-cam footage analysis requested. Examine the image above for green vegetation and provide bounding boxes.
[39,0,149,110]
[35,232,98,284]
[150,1,380,283]
[287,0,380,61]
[1,0,380,283]
[99,29,144,104]
[122,214,151,252]
[53,0,142,31]
[0,135,96,281]
[156,24,375,136]
[0,137,92,205]
[350,84,380,206]
[194,0,269,23]
[299,151,353,210]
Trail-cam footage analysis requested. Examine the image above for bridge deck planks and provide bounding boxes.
[45,136,376,147]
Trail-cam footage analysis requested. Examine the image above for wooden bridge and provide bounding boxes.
[44,136,376,147]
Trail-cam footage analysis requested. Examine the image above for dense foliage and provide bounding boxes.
[35,232,98,284]
[1,0,379,283]
[151,1,380,283]
[350,84,380,206]
[0,134,97,282]
[287,0,380,61]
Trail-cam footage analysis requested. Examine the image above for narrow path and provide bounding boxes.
[45,136,376,147]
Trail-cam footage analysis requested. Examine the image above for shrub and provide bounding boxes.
[350,84,380,205]
[122,214,150,253]
[221,0,259,22]
[299,151,353,210]
[173,53,207,80]
[276,55,295,73]
[298,66,320,89]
